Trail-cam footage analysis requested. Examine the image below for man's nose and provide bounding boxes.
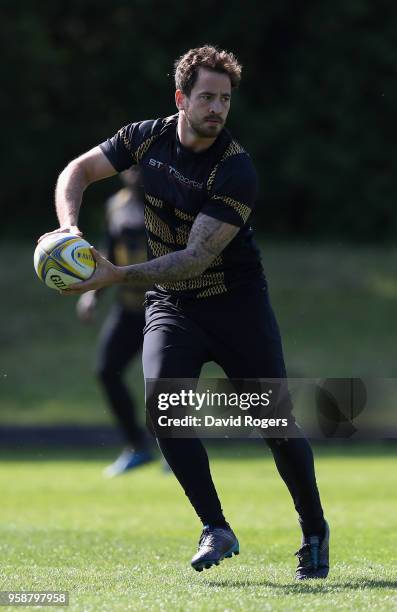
[209,98,223,114]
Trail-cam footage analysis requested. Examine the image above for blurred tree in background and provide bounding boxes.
[1,0,396,241]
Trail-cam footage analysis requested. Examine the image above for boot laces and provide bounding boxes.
[295,542,319,570]
[198,527,217,548]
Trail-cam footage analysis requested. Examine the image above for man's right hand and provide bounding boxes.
[38,225,83,243]
[76,290,98,323]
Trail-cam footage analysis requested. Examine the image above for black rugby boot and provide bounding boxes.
[295,520,330,579]
[191,524,239,572]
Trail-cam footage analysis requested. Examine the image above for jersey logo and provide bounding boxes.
[148,158,203,190]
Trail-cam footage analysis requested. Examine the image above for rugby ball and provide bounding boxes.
[34,233,96,290]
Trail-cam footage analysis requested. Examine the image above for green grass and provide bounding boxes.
[2,241,397,424]
[0,444,396,611]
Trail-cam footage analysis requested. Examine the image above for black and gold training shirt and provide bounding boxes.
[100,114,264,299]
[104,187,147,312]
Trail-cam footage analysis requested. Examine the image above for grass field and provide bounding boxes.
[2,241,397,425]
[2,241,396,609]
[0,443,396,611]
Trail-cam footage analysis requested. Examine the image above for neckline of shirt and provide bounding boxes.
[175,126,226,159]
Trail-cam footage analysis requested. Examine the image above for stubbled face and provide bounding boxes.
[180,68,232,139]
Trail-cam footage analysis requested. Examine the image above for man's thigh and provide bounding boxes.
[142,302,209,379]
[142,304,211,433]
[204,288,296,431]
[205,287,287,379]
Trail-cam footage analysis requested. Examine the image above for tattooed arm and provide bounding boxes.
[63,214,239,294]
[124,214,239,284]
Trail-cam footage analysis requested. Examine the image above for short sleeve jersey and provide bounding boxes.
[100,114,264,299]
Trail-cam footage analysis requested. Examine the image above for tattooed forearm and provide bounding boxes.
[122,249,203,287]
[119,213,240,287]
[187,213,239,260]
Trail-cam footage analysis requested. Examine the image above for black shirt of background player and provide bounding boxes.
[104,188,147,311]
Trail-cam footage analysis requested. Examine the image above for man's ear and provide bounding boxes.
[175,89,185,111]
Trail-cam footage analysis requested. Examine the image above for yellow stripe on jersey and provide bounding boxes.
[144,207,174,244]
[196,283,227,299]
[145,194,164,208]
[211,194,252,224]
[135,135,158,164]
[206,140,246,193]
[147,236,173,258]
[174,207,195,222]
[157,271,225,293]
[175,224,191,246]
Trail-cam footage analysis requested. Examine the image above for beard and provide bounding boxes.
[185,109,223,139]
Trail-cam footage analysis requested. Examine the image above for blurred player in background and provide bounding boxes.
[76,168,153,477]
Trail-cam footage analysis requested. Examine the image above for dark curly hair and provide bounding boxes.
[174,45,242,96]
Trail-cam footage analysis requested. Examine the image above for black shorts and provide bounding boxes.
[142,283,287,381]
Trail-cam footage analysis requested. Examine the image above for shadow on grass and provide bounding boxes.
[0,440,396,463]
[0,447,126,462]
[205,578,397,592]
